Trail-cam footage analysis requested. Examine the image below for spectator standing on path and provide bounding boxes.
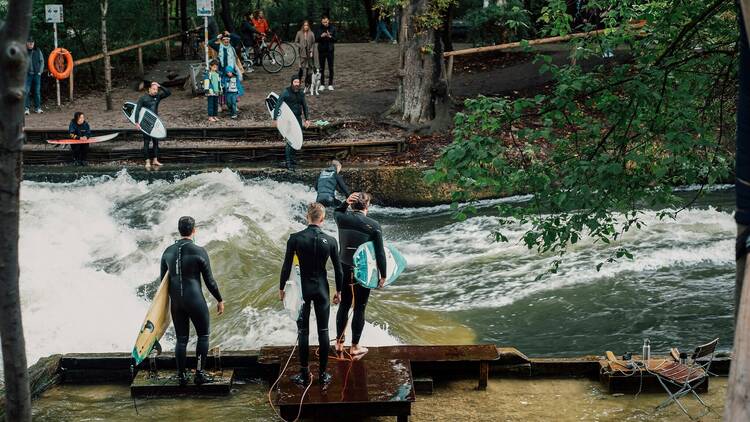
[373,10,396,44]
[205,60,222,122]
[223,66,241,119]
[295,21,317,93]
[315,15,337,91]
[68,112,91,166]
[135,82,171,169]
[273,75,311,171]
[25,36,44,115]
[209,32,240,111]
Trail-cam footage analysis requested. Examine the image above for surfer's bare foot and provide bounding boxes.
[350,345,368,356]
[145,160,151,170]
[335,340,345,353]
[152,159,163,167]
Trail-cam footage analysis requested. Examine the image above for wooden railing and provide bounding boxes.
[67,28,201,102]
[443,21,647,85]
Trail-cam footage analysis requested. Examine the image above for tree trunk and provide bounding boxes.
[726,4,750,421]
[101,0,112,111]
[220,0,234,32]
[0,0,34,421]
[390,0,452,132]
[362,0,376,39]
[441,2,454,52]
[180,0,188,59]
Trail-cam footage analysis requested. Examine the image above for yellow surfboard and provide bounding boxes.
[132,273,171,365]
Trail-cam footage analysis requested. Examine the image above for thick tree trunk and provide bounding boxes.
[390,0,451,132]
[0,0,34,421]
[220,0,234,32]
[362,0,376,38]
[727,4,750,421]
[101,0,112,111]
[441,2,454,52]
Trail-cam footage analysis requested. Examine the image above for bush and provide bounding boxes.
[464,1,532,47]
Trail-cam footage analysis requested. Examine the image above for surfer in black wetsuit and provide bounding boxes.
[160,216,224,386]
[135,81,171,170]
[334,192,387,357]
[315,160,351,207]
[280,203,343,386]
[273,75,311,171]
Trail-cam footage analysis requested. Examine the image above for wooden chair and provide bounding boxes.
[651,338,718,420]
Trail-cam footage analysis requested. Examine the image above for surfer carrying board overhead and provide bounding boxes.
[160,216,224,386]
[334,192,387,357]
[280,203,343,386]
[273,75,311,170]
[315,160,351,207]
[135,82,171,170]
[68,112,91,166]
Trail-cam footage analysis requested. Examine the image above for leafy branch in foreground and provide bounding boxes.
[428,0,736,272]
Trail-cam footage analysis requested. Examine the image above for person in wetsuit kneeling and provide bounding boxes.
[160,216,225,386]
[280,203,343,386]
[334,193,387,357]
[315,160,351,207]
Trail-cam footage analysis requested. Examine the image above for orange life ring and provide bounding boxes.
[48,48,74,80]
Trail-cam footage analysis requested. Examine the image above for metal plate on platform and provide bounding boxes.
[273,353,414,420]
[130,369,234,397]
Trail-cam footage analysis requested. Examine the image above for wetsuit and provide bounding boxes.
[135,86,171,160]
[280,225,343,375]
[68,120,91,165]
[273,86,308,169]
[334,201,387,345]
[315,166,350,207]
[160,239,222,374]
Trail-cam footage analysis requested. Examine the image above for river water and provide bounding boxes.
[15,170,734,369]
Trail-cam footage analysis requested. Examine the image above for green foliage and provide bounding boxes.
[429,0,735,272]
[464,0,533,46]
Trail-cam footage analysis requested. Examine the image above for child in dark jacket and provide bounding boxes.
[205,60,222,122]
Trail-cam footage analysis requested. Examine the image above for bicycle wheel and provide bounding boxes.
[274,42,298,67]
[262,49,284,73]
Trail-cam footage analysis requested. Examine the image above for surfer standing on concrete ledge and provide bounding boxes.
[273,75,311,171]
[135,81,171,170]
[334,192,387,357]
[160,216,224,386]
[280,203,343,386]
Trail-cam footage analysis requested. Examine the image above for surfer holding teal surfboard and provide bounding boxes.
[334,192,387,357]
[159,216,224,386]
[273,75,311,170]
[279,203,343,386]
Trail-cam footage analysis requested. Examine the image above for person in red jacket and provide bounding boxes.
[252,10,270,36]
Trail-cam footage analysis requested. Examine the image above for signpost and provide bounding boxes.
[45,4,63,107]
[196,0,214,69]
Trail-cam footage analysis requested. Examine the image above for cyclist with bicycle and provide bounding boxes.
[240,11,261,65]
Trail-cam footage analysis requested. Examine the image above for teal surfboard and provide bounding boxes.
[353,242,407,289]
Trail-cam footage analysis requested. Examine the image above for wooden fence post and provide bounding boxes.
[165,40,171,61]
[68,68,74,102]
[137,47,144,76]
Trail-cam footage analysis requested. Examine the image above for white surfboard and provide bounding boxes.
[122,101,167,139]
[132,273,171,365]
[265,92,304,150]
[283,255,303,321]
[353,242,407,289]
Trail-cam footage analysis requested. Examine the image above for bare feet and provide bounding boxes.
[335,340,345,353]
[144,159,151,170]
[152,159,163,167]
[350,345,368,356]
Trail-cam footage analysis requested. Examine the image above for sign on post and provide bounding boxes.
[45,4,64,23]
[196,0,214,17]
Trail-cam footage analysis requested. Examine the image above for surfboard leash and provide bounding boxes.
[266,334,313,422]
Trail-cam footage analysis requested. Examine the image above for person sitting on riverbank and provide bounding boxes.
[160,216,225,386]
[205,60,222,122]
[280,203,343,386]
[273,75,311,170]
[68,112,91,166]
[135,81,171,169]
[316,160,351,207]
[334,192,387,357]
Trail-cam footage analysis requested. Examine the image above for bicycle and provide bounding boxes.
[242,36,284,74]
[266,32,297,68]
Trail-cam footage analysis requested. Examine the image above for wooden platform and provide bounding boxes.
[130,369,234,397]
